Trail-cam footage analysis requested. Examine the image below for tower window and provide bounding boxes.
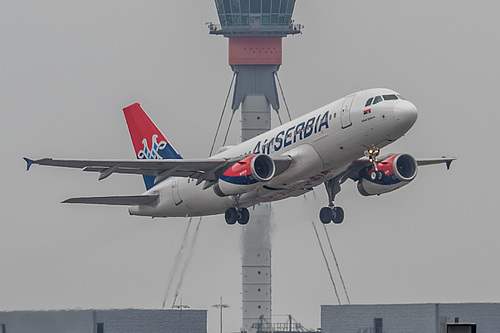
[216,0,225,13]
[279,0,288,13]
[250,0,261,13]
[262,0,271,12]
[224,0,231,13]
[231,0,240,13]
[241,0,249,13]
[271,0,280,13]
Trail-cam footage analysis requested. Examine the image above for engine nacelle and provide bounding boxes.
[214,154,275,196]
[357,153,418,196]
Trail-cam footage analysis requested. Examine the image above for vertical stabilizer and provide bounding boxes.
[123,103,182,190]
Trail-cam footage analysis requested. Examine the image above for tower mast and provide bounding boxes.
[209,1,301,331]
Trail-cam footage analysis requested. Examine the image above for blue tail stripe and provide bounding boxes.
[141,143,182,190]
[158,143,182,160]
[143,175,157,190]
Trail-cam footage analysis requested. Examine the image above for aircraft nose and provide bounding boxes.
[394,100,418,129]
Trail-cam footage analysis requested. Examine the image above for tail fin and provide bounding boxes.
[123,103,182,190]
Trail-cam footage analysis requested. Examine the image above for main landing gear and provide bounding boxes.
[224,207,250,225]
[320,177,344,224]
[224,195,250,225]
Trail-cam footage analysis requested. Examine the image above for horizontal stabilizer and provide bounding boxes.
[62,194,159,206]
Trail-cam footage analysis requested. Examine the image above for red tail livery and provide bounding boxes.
[123,103,182,189]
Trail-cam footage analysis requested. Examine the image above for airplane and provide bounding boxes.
[24,88,455,225]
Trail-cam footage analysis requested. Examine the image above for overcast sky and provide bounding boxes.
[2,1,500,332]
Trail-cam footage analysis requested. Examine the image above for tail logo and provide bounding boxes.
[137,134,167,160]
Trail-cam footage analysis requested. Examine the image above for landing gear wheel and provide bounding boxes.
[319,206,345,224]
[224,207,238,225]
[370,171,384,181]
[322,177,345,224]
[332,207,344,224]
[238,208,250,225]
[320,207,334,224]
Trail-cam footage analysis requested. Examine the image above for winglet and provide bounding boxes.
[444,156,456,170]
[23,157,34,171]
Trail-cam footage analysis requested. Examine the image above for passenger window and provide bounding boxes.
[365,97,373,107]
[382,94,398,101]
[373,96,383,104]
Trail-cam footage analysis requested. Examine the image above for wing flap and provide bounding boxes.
[62,194,159,206]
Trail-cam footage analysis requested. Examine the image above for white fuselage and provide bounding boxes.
[129,88,418,217]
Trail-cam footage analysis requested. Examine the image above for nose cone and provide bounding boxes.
[394,100,418,130]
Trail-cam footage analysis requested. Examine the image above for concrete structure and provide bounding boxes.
[0,309,206,333]
[209,1,301,331]
[321,303,500,333]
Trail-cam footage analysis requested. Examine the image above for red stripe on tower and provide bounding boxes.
[229,37,282,65]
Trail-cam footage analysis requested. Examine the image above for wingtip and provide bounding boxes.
[443,156,457,170]
[23,157,34,171]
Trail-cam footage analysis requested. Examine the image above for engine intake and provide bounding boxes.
[214,154,275,196]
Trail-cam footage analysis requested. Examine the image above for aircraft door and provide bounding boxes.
[171,178,183,206]
[341,95,354,128]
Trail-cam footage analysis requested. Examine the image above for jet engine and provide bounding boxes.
[357,153,418,196]
[214,154,275,196]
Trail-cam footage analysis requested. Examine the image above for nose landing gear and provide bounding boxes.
[320,177,344,224]
[365,148,384,180]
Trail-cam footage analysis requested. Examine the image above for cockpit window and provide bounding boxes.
[373,95,383,105]
[365,97,373,107]
[383,94,398,101]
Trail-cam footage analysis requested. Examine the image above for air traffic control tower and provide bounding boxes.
[208,1,301,331]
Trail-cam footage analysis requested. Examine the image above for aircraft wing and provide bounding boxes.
[24,155,293,184]
[416,157,456,169]
[24,157,231,182]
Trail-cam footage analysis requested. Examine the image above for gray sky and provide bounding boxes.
[2,1,500,332]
